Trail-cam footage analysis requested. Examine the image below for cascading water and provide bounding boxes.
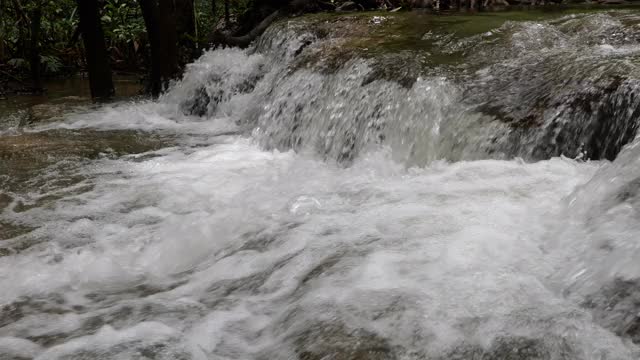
[3,9,640,360]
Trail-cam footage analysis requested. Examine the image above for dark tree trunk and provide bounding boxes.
[29,6,42,91]
[225,0,230,28]
[139,0,164,96]
[0,32,4,63]
[175,0,197,63]
[176,0,196,40]
[158,0,179,77]
[0,0,5,62]
[140,0,179,96]
[211,0,216,18]
[76,0,114,99]
[10,0,29,54]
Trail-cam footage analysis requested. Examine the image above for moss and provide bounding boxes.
[289,5,640,70]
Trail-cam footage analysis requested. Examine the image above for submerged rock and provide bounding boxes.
[22,97,91,126]
[293,323,396,360]
[0,130,168,164]
[441,336,575,360]
[583,278,640,345]
[472,67,640,161]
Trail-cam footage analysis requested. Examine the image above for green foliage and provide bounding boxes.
[6,54,69,79]
[1,0,78,76]
[7,58,28,70]
[100,0,146,69]
[102,0,146,45]
[40,54,62,74]
[0,0,248,80]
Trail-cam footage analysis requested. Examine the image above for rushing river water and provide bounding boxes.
[3,9,640,360]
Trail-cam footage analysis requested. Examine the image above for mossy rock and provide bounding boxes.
[287,5,640,73]
[0,129,170,165]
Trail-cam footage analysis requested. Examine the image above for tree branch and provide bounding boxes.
[210,10,280,48]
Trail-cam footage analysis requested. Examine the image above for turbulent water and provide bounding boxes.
[3,10,640,360]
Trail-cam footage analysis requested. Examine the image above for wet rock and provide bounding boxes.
[0,294,69,328]
[486,337,565,360]
[285,13,435,75]
[0,337,42,360]
[597,0,627,4]
[615,176,640,203]
[181,86,210,116]
[293,323,397,360]
[0,130,169,165]
[583,278,640,344]
[0,192,12,211]
[23,97,90,126]
[440,336,574,360]
[0,220,35,242]
[362,52,422,88]
[40,341,191,360]
[472,64,640,161]
[180,68,264,117]
[23,104,66,126]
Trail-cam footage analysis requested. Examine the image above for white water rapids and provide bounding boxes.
[3,11,640,360]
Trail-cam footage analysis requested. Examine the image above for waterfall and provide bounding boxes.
[161,11,640,165]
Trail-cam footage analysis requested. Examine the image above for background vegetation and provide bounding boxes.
[0,0,248,87]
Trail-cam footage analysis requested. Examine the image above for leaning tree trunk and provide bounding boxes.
[29,6,42,91]
[210,10,280,48]
[76,0,114,99]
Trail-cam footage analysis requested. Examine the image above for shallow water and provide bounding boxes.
[2,9,640,360]
[0,76,142,121]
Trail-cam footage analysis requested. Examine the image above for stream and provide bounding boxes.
[2,8,640,360]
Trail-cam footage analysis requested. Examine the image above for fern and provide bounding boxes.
[7,58,28,70]
[40,55,63,74]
